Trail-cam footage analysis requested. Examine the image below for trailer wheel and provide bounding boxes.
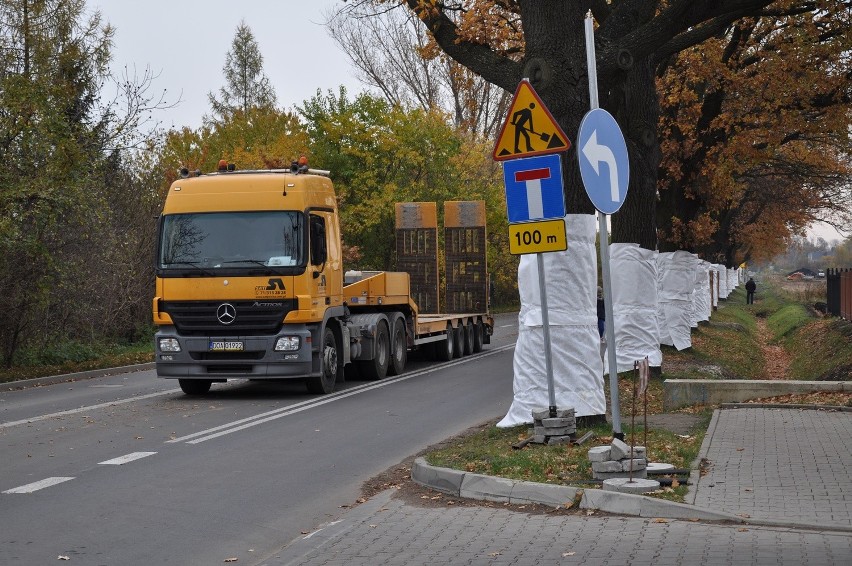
[307,327,340,394]
[437,325,454,361]
[387,318,407,376]
[463,320,475,355]
[453,323,465,358]
[358,320,390,380]
[179,379,212,395]
[473,319,484,353]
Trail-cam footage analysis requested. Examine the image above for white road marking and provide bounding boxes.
[0,389,182,430]
[171,344,516,445]
[98,452,157,465]
[3,477,75,494]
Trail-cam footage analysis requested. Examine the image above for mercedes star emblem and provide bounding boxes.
[216,303,236,325]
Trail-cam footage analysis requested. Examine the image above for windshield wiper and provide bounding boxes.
[220,259,269,266]
[166,261,216,277]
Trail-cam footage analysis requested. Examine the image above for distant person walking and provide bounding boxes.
[745,277,756,304]
[597,286,606,338]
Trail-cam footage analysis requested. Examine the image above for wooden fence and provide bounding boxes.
[826,268,852,321]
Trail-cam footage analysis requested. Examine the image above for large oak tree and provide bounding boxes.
[350,1,847,258]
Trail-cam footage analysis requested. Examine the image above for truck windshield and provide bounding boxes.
[158,211,304,269]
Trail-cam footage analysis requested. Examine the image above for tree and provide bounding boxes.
[326,4,510,137]
[299,88,516,299]
[0,0,172,366]
[350,1,845,257]
[657,2,852,265]
[207,20,276,123]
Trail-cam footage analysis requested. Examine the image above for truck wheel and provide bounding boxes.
[463,320,475,355]
[387,318,407,376]
[453,323,465,358]
[358,321,390,380]
[179,379,212,395]
[307,327,340,394]
[437,326,454,361]
[473,319,484,353]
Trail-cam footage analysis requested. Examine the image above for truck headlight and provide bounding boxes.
[159,338,181,352]
[274,336,300,351]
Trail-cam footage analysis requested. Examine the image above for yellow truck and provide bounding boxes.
[153,160,492,395]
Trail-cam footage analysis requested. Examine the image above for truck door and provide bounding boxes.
[309,213,329,304]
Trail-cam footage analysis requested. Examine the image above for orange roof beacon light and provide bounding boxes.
[217,159,228,172]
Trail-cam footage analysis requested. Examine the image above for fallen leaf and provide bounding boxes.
[651,518,669,523]
[737,513,751,518]
[488,552,502,557]
[563,551,576,557]
[671,479,680,488]
[738,528,749,532]
[224,558,238,563]
[736,447,744,452]
[369,524,377,528]
[585,509,595,516]
[300,531,309,535]
[58,557,70,561]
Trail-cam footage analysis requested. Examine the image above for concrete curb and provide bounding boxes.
[3,363,155,390]
[411,456,852,532]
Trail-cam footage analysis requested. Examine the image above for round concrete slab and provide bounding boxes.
[646,462,675,473]
[602,478,661,494]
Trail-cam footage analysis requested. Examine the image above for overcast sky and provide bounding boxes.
[90,0,364,131]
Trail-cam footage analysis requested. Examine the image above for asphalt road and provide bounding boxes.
[0,313,520,565]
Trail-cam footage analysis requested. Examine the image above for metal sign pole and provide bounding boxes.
[585,11,623,438]
[536,253,557,417]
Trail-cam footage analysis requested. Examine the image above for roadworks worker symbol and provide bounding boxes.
[493,79,571,161]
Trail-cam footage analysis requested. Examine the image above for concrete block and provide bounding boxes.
[460,473,514,503]
[628,446,646,458]
[411,457,464,496]
[591,461,622,473]
[620,458,647,472]
[541,417,576,428]
[532,407,575,420]
[510,481,580,508]
[534,425,575,437]
[546,435,574,446]
[610,437,631,460]
[587,446,611,462]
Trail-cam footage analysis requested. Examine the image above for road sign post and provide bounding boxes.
[581,11,630,440]
[495,87,570,419]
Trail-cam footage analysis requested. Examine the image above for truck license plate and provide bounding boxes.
[208,340,244,352]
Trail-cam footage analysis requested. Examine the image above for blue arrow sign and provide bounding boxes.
[502,154,565,223]
[577,108,629,215]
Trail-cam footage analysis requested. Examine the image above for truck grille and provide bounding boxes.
[161,300,297,336]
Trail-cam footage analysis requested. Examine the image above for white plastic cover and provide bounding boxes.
[605,243,662,373]
[692,260,711,325]
[656,251,696,350]
[727,268,738,292]
[716,264,729,299]
[498,215,606,427]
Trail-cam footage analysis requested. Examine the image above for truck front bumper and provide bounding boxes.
[154,326,315,379]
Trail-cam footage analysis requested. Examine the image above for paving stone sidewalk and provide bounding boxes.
[691,406,852,527]
[264,488,851,565]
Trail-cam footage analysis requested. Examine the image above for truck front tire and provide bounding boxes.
[179,379,212,395]
[307,326,340,394]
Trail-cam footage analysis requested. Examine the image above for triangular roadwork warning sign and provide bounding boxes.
[493,79,571,161]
